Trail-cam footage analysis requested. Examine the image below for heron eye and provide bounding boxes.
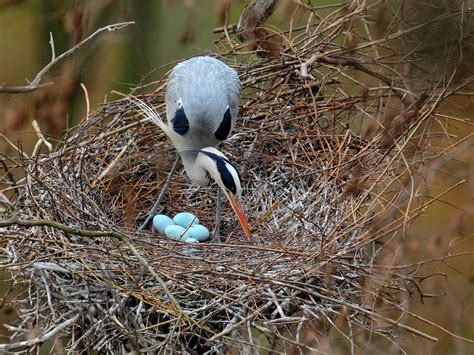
[214,107,232,141]
[172,106,189,135]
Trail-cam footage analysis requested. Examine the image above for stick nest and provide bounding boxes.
[1,1,469,353]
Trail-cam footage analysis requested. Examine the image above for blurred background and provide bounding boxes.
[0,1,472,353]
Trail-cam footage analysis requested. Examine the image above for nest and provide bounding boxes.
[1,1,469,353]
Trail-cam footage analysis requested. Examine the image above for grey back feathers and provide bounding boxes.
[166,56,241,151]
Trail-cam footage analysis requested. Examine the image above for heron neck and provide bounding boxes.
[180,151,209,187]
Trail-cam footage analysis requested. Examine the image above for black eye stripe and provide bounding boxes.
[214,107,232,141]
[216,160,236,195]
[200,151,240,195]
[171,106,189,135]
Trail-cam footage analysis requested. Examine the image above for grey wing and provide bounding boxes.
[215,65,241,141]
[165,62,186,126]
[226,66,241,124]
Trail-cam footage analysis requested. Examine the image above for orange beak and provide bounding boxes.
[227,194,251,240]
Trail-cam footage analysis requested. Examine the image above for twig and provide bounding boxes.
[139,157,179,231]
[2,1,473,352]
[31,120,53,155]
[300,54,401,94]
[223,0,235,49]
[0,313,80,351]
[236,0,280,56]
[80,82,91,119]
[0,22,134,94]
[96,138,134,180]
[0,216,189,327]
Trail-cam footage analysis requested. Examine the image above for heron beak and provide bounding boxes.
[226,193,251,240]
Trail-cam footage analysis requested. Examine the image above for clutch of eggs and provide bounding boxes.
[153,212,209,242]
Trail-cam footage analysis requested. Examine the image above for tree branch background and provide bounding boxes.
[0,0,473,353]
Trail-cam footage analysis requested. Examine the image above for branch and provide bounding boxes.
[0,217,125,239]
[0,22,134,94]
[300,53,415,102]
[0,313,80,351]
[300,54,395,85]
[236,0,281,56]
[0,216,191,328]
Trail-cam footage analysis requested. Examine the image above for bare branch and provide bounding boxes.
[0,21,134,94]
[2,1,473,352]
[236,0,281,56]
[0,314,80,352]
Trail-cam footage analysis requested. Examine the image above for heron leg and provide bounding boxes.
[138,157,179,231]
[213,188,222,242]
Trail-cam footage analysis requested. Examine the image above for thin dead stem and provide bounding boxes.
[1,1,472,353]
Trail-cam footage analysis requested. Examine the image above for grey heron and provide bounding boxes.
[133,56,250,240]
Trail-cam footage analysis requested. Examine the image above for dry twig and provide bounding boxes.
[1,1,473,353]
[0,22,134,94]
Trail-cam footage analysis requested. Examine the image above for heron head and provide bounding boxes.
[165,56,241,144]
[195,147,251,240]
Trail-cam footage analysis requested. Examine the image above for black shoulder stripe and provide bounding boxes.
[214,107,232,141]
[200,151,238,194]
[172,107,189,135]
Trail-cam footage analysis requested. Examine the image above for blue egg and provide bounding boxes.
[153,214,175,234]
[165,225,192,241]
[173,212,199,228]
[185,238,199,243]
[188,224,210,242]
